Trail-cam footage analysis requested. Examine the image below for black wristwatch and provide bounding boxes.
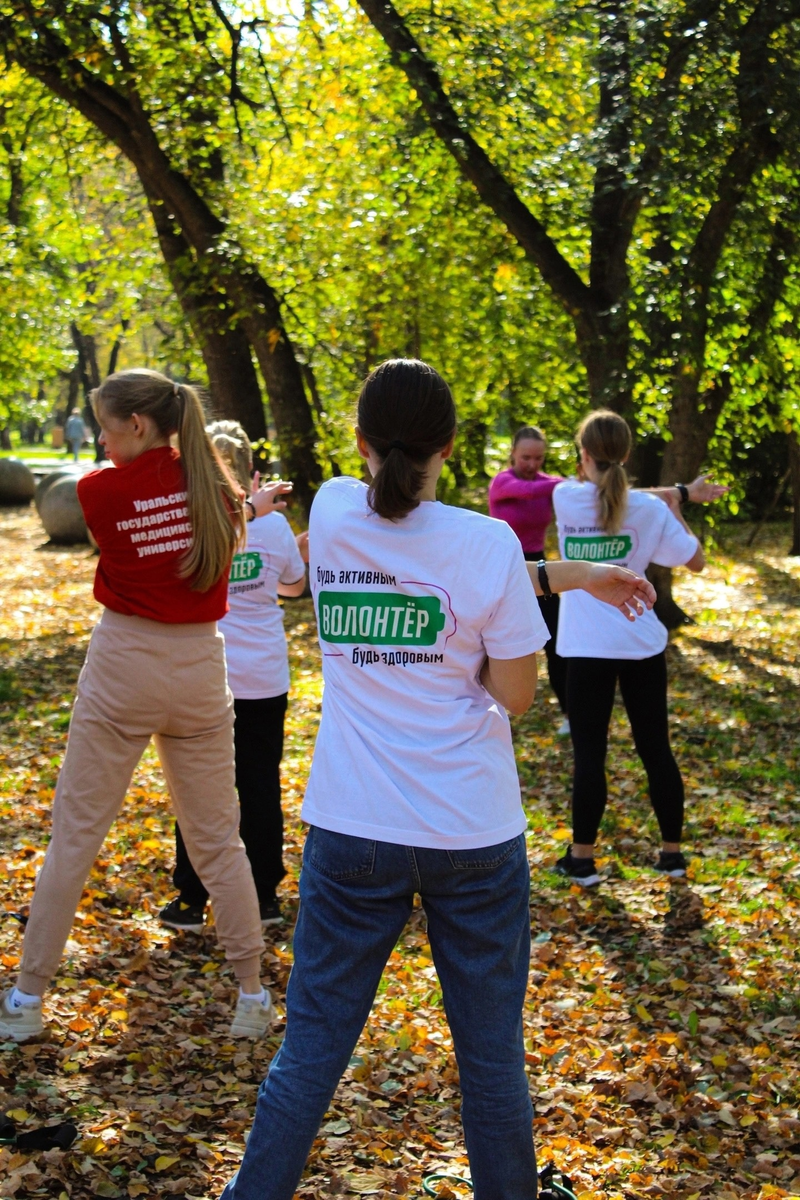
[536,559,553,599]
[245,499,256,521]
[675,483,689,504]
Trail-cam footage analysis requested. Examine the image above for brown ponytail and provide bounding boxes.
[357,359,456,521]
[577,409,632,534]
[92,369,246,590]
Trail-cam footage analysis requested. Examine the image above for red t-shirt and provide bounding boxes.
[77,447,229,623]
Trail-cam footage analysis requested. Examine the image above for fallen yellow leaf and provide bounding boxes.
[154,1155,180,1172]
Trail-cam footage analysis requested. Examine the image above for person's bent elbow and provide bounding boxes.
[685,544,705,573]
[503,685,536,716]
[278,575,307,598]
[480,653,538,715]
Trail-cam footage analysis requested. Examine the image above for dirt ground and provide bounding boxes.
[0,506,798,1200]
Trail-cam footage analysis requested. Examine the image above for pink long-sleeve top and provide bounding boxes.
[488,469,563,555]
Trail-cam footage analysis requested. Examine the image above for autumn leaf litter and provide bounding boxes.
[0,507,798,1200]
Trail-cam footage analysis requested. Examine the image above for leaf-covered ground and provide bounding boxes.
[0,506,798,1200]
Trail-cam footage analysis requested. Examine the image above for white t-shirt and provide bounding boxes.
[303,477,549,849]
[553,479,698,660]
[220,512,306,699]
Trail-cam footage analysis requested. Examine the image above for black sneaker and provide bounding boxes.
[159,897,206,932]
[554,848,601,888]
[259,898,284,928]
[655,850,687,878]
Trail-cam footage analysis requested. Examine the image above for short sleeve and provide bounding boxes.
[278,517,306,584]
[481,535,550,659]
[650,504,699,568]
[76,470,109,543]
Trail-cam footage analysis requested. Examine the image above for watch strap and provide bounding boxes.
[537,559,553,599]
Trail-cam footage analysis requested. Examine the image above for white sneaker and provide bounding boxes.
[0,988,44,1043]
[229,989,274,1039]
[557,717,571,738]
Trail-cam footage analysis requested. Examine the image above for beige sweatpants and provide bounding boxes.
[18,609,264,995]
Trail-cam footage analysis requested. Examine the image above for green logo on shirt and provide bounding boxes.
[230,551,263,581]
[319,591,446,646]
[563,535,632,562]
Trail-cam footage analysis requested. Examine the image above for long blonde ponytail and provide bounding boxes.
[177,387,246,590]
[577,410,632,534]
[92,369,246,591]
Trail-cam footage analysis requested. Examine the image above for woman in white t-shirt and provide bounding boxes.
[221,361,657,1200]
[160,422,307,930]
[553,409,705,887]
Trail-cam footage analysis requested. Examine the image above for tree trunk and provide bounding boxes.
[70,324,106,463]
[789,430,800,556]
[106,319,128,378]
[3,24,321,513]
[646,564,693,631]
[222,268,323,515]
[147,198,267,440]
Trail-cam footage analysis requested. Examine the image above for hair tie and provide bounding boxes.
[388,440,408,452]
[173,382,180,397]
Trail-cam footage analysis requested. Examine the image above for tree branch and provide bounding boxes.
[355,0,596,324]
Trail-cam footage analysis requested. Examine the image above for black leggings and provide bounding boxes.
[566,653,684,845]
[174,693,288,906]
[523,552,568,714]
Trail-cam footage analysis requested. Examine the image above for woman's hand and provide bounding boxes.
[686,474,728,503]
[249,473,293,518]
[296,530,309,563]
[581,563,656,620]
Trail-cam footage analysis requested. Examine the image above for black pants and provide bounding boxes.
[523,552,567,714]
[566,652,684,845]
[174,693,288,907]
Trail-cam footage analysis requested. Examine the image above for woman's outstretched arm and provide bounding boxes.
[526,561,657,621]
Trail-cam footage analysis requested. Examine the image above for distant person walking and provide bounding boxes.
[489,426,569,733]
[64,408,85,462]
[0,369,289,1044]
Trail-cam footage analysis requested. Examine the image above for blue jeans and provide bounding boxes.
[221,827,536,1200]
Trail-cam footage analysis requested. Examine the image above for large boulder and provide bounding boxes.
[34,463,85,511]
[34,465,83,514]
[39,475,89,544]
[0,458,35,505]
